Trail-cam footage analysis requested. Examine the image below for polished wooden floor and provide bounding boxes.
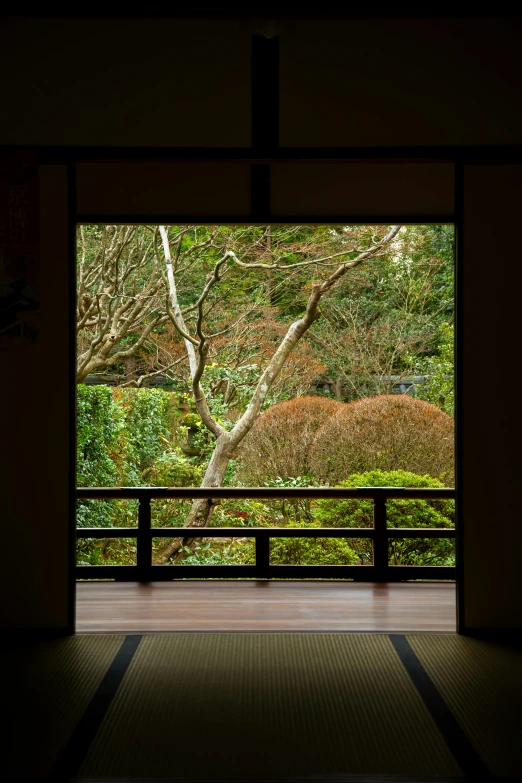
[76,581,456,633]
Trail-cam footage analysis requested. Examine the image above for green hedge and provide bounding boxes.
[270,522,358,565]
[314,470,455,567]
[76,385,192,549]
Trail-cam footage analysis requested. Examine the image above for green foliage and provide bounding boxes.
[175,538,255,566]
[201,362,261,420]
[211,498,272,528]
[413,322,454,416]
[114,388,175,474]
[77,385,123,487]
[262,474,320,526]
[179,412,202,429]
[270,522,358,565]
[144,450,202,487]
[77,385,176,490]
[314,225,454,400]
[77,385,124,528]
[76,537,137,566]
[146,450,203,529]
[314,470,455,566]
[76,385,189,552]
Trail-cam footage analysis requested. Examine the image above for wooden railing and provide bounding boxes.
[76,486,456,581]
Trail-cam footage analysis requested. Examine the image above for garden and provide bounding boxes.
[76,224,454,571]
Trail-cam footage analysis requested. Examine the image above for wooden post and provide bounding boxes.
[373,493,388,579]
[255,530,270,579]
[137,495,152,574]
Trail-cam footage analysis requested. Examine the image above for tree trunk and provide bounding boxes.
[123,355,137,385]
[153,434,233,564]
[333,378,343,400]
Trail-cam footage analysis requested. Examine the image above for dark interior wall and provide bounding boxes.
[77,160,455,218]
[280,18,522,146]
[461,166,522,630]
[76,162,252,216]
[0,166,69,630]
[1,16,521,631]
[2,17,522,148]
[0,18,251,147]
[270,163,454,216]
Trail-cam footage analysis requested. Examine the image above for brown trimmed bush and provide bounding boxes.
[236,395,344,484]
[309,394,454,485]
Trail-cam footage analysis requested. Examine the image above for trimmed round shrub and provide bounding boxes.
[309,394,454,485]
[236,395,344,484]
[314,469,455,566]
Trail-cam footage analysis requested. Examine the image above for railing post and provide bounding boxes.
[255,530,270,578]
[373,493,388,579]
[137,494,152,574]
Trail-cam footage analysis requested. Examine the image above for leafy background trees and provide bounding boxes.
[76,223,455,571]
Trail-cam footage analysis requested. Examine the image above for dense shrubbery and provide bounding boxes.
[113,387,175,475]
[171,538,256,566]
[413,322,454,416]
[77,386,455,570]
[270,523,358,566]
[310,395,454,486]
[314,470,455,566]
[77,385,123,488]
[77,385,177,493]
[76,385,197,564]
[77,385,125,530]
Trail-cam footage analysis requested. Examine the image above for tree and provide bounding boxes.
[76,225,216,384]
[76,225,327,393]
[306,225,454,400]
[155,224,401,561]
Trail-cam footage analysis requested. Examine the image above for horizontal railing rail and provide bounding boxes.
[77,487,453,499]
[76,486,456,582]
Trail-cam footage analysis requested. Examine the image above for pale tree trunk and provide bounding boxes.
[153,434,233,564]
[185,435,233,525]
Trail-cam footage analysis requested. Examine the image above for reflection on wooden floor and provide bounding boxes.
[76,580,456,633]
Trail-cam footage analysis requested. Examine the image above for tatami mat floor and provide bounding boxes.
[2,633,520,781]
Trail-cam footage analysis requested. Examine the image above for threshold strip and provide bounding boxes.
[49,634,142,780]
[74,776,470,783]
[390,635,492,779]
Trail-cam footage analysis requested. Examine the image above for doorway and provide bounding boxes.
[75,222,456,632]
